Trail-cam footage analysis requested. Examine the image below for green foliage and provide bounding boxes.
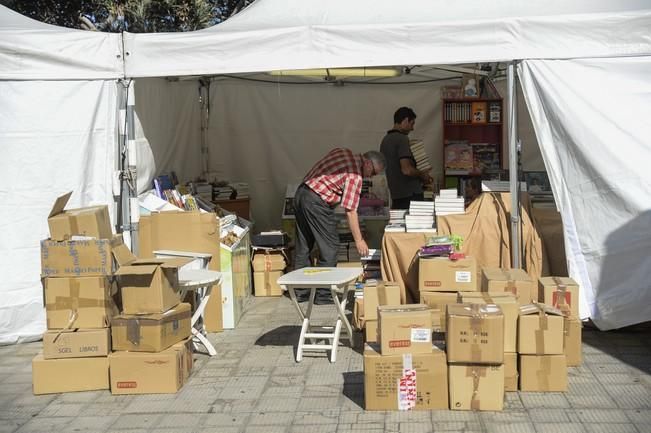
[0,0,254,32]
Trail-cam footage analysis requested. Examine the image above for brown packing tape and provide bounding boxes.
[69,214,80,238]
[499,269,518,296]
[465,365,487,410]
[376,281,387,305]
[535,305,548,353]
[127,318,141,345]
[552,277,571,316]
[469,304,484,362]
[264,255,272,272]
[264,268,271,293]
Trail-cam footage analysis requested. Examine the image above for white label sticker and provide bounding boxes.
[456,271,472,283]
[411,328,431,343]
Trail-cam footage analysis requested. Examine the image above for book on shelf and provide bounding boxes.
[488,102,501,123]
[445,142,474,173]
[471,102,487,124]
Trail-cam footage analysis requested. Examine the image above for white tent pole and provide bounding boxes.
[199,79,210,177]
[118,79,139,255]
[507,61,521,268]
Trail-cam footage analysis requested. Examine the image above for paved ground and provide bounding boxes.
[1,295,650,433]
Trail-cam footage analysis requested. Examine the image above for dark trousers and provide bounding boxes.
[293,184,339,269]
[391,192,425,210]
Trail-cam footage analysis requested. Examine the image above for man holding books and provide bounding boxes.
[380,107,433,209]
[294,148,386,269]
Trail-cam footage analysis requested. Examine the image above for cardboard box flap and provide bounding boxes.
[115,264,159,276]
[113,243,137,267]
[159,257,193,269]
[378,304,430,314]
[462,292,517,303]
[113,302,191,323]
[48,191,72,218]
[520,303,564,317]
[539,276,578,287]
[448,303,502,317]
[483,267,531,282]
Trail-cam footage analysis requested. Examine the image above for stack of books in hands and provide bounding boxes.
[410,139,432,172]
[435,189,465,216]
[405,201,436,233]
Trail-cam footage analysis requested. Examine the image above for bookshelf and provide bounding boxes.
[442,98,503,192]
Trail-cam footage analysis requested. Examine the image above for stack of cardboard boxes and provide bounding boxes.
[355,280,401,343]
[34,194,118,394]
[252,251,286,296]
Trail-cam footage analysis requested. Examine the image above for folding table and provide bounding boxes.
[278,267,362,362]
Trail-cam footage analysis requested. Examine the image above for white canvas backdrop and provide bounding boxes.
[0,80,118,344]
[519,57,651,330]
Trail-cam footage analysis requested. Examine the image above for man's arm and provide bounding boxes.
[346,209,369,258]
[400,158,433,184]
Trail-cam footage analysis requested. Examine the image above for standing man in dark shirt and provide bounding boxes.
[380,107,433,209]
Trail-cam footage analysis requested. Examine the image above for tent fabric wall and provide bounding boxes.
[0,5,122,80]
[0,80,118,344]
[519,57,651,330]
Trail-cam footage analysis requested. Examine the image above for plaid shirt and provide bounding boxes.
[304,148,365,211]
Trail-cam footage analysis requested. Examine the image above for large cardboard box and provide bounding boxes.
[253,270,283,297]
[116,257,189,314]
[448,364,504,411]
[47,192,113,241]
[504,352,518,392]
[109,345,187,395]
[353,297,364,330]
[44,276,118,329]
[378,304,432,355]
[111,303,191,352]
[420,292,459,332]
[446,303,504,364]
[252,252,286,272]
[518,304,564,355]
[481,268,534,305]
[138,212,222,332]
[41,235,130,277]
[564,317,582,366]
[364,344,448,411]
[519,354,567,391]
[32,354,109,395]
[171,338,194,382]
[42,328,110,359]
[365,320,378,343]
[460,292,518,352]
[364,280,401,321]
[538,276,580,318]
[419,256,478,292]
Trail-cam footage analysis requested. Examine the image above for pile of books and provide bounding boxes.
[481,180,528,192]
[405,201,436,232]
[435,189,465,216]
[213,185,234,201]
[231,182,250,199]
[361,249,382,280]
[409,139,432,172]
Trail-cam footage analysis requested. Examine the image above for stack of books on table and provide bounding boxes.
[213,185,234,201]
[385,209,407,232]
[435,189,465,216]
[406,201,436,232]
[231,182,250,199]
[482,180,528,192]
[409,139,432,172]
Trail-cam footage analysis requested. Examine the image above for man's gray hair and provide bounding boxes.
[364,150,386,170]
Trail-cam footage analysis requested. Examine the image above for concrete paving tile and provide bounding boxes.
[2,373,31,384]
[431,410,481,422]
[303,385,342,397]
[243,426,288,433]
[219,376,269,400]
[584,424,640,433]
[636,424,651,433]
[108,413,161,430]
[386,411,432,423]
[248,412,294,425]
[221,399,261,413]
[54,390,105,403]
[597,373,645,385]
[567,393,618,409]
[336,424,384,433]
[197,427,242,433]
[626,409,651,423]
[262,385,303,397]
[527,409,571,423]
[520,393,571,408]
[65,415,120,432]
[14,417,72,433]
[486,422,535,433]
[290,425,337,433]
[574,408,630,423]
[292,409,340,425]
[297,396,340,411]
[122,398,175,413]
[255,396,300,412]
[0,418,28,433]
[38,402,88,417]
[155,413,203,428]
[533,423,586,433]
[200,413,249,427]
[384,422,433,433]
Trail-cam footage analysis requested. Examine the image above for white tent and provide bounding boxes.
[1,0,650,344]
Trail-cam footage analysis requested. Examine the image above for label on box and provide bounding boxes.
[397,368,417,411]
[411,328,431,343]
[455,271,472,283]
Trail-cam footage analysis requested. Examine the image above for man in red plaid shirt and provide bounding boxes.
[294,148,386,269]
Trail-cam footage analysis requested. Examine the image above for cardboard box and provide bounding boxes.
[378,304,432,355]
[337,261,363,268]
[353,297,364,330]
[420,292,459,332]
[252,252,286,272]
[364,280,401,321]
[518,303,564,355]
[446,303,504,364]
[138,211,222,332]
[365,320,378,343]
[460,292,518,352]
[538,276,580,318]
[419,256,478,292]
[40,235,131,277]
[116,257,189,314]
[111,303,191,352]
[504,352,518,392]
[32,354,109,395]
[481,268,534,305]
[42,328,110,359]
[253,270,283,296]
[47,192,113,241]
[519,354,567,391]
[109,345,187,395]
[448,364,504,411]
[364,344,448,411]
[44,276,118,329]
[171,338,194,382]
[564,317,582,366]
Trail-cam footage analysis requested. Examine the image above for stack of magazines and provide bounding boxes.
[419,235,454,257]
[435,189,465,216]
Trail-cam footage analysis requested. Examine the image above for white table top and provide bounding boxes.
[178,269,222,290]
[277,267,362,286]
